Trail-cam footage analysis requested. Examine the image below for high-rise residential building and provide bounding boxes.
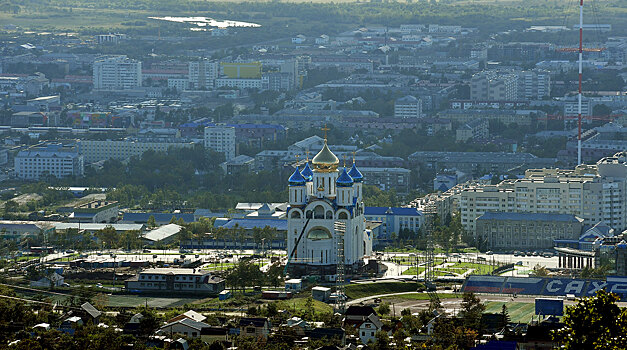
[78,138,195,163]
[92,56,142,90]
[460,152,627,235]
[394,95,422,118]
[15,143,84,180]
[188,59,218,89]
[204,126,236,161]
[470,71,518,101]
[517,70,551,100]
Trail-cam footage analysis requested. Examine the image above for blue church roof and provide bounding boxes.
[301,162,313,181]
[288,167,306,186]
[348,163,363,182]
[336,168,354,187]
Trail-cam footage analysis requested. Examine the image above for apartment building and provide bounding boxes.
[460,152,627,234]
[204,126,236,161]
[15,144,84,180]
[456,118,489,142]
[78,138,195,163]
[93,55,142,90]
[359,167,411,193]
[470,71,518,101]
[394,95,422,118]
[188,60,218,89]
[517,70,550,100]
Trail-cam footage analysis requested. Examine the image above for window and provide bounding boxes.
[247,327,256,334]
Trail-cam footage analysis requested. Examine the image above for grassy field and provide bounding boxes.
[484,301,538,324]
[345,282,422,300]
[402,266,426,276]
[275,296,333,314]
[106,295,199,308]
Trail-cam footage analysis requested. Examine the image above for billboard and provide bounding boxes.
[461,276,627,301]
[535,298,564,316]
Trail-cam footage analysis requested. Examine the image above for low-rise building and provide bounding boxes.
[69,200,118,223]
[125,268,225,294]
[143,224,183,245]
[239,317,270,339]
[365,207,422,239]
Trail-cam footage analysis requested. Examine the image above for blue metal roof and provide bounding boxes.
[122,213,195,223]
[221,218,287,231]
[288,167,306,186]
[336,168,354,187]
[364,207,422,216]
[348,163,363,182]
[477,212,581,222]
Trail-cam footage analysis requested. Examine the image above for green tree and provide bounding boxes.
[146,215,156,229]
[460,292,485,331]
[552,290,627,349]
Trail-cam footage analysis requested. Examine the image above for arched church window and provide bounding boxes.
[306,210,312,219]
[325,210,333,219]
[338,212,348,220]
[291,211,301,219]
[307,226,332,240]
[314,205,325,219]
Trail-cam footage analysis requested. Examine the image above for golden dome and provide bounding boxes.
[312,140,339,172]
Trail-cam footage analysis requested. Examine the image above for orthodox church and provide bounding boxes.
[286,135,373,277]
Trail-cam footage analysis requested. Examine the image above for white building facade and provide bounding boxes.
[93,55,142,90]
[15,144,84,180]
[204,126,236,161]
[460,152,627,235]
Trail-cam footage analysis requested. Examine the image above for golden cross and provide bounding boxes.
[342,154,347,167]
[352,151,356,164]
[321,124,330,140]
[295,154,300,164]
[305,150,310,162]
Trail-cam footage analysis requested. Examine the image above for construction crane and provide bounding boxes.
[283,218,311,276]
[334,221,347,314]
[423,203,437,292]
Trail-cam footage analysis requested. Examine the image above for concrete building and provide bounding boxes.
[204,126,236,161]
[517,70,550,100]
[93,55,142,90]
[470,71,518,101]
[143,224,183,245]
[359,167,412,193]
[460,152,627,234]
[476,212,584,250]
[15,144,84,180]
[364,207,422,239]
[409,151,555,175]
[394,95,422,118]
[78,138,195,163]
[70,200,119,223]
[456,118,489,142]
[125,268,225,294]
[214,78,262,90]
[188,59,218,89]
